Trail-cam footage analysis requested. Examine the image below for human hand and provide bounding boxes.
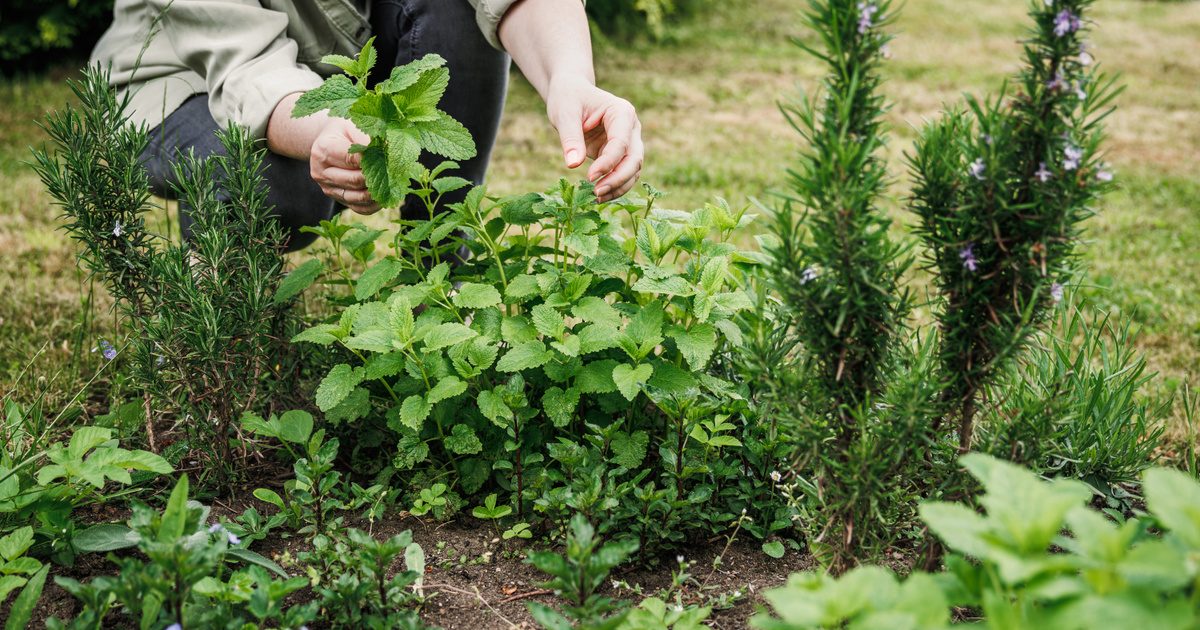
[309,118,380,215]
[546,77,644,202]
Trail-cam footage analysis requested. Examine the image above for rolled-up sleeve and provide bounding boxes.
[468,0,586,51]
[151,0,325,139]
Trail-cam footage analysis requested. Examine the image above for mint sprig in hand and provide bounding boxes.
[293,38,477,208]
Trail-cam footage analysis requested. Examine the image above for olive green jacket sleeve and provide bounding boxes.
[91,0,573,139]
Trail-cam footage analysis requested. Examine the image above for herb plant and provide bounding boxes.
[753,454,1200,628]
[526,513,639,629]
[32,69,298,484]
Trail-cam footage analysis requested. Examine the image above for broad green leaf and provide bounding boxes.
[627,300,664,344]
[667,323,718,370]
[572,297,621,328]
[612,363,653,401]
[103,449,173,474]
[0,528,33,562]
[67,426,112,462]
[762,541,785,559]
[399,395,432,431]
[445,424,483,455]
[401,66,451,110]
[422,322,478,352]
[501,316,538,345]
[452,283,502,309]
[378,53,446,93]
[72,524,139,553]
[562,232,599,257]
[253,488,286,510]
[1144,467,1200,548]
[355,257,403,300]
[577,359,619,394]
[504,274,541,301]
[0,576,26,604]
[158,475,190,543]
[542,387,580,428]
[577,323,622,354]
[477,390,513,426]
[497,340,553,372]
[633,275,694,296]
[646,360,698,395]
[918,502,990,560]
[293,74,359,118]
[274,259,324,304]
[325,387,371,425]
[291,323,340,345]
[611,431,648,469]
[316,364,362,412]
[360,140,404,208]
[414,113,477,161]
[3,564,48,630]
[278,410,314,444]
[226,548,289,578]
[427,375,467,404]
[530,304,566,339]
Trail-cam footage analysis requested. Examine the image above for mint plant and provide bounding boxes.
[526,513,639,629]
[753,454,1200,628]
[292,37,476,207]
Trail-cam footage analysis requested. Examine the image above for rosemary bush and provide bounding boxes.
[32,68,296,483]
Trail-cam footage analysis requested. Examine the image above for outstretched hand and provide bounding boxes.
[546,77,644,203]
[309,118,380,215]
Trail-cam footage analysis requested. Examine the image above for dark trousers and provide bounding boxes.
[140,0,510,251]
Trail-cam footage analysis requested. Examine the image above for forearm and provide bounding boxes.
[266,92,331,160]
[497,0,595,97]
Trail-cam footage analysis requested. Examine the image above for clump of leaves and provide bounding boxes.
[526,513,639,628]
[293,37,476,207]
[754,454,1200,628]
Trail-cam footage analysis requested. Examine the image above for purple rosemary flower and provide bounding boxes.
[1054,10,1082,37]
[800,266,820,284]
[1073,80,1087,100]
[1096,169,1114,182]
[1050,282,1064,303]
[97,339,117,361]
[226,531,241,545]
[1046,69,1066,92]
[857,2,879,34]
[165,624,182,630]
[969,158,987,181]
[1035,162,1053,183]
[208,523,224,534]
[959,243,979,272]
[1063,145,1083,171]
[112,221,123,237]
[1079,41,1094,66]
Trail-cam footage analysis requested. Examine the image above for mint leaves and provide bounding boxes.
[293,38,477,208]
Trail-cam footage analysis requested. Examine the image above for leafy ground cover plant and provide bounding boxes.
[752,453,1200,629]
[526,513,639,629]
[31,68,298,483]
[287,41,791,550]
[49,475,316,629]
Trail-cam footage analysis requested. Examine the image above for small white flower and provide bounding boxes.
[226,531,241,545]
[769,470,782,483]
[1096,169,1114,182]
[673,604,684,613]
[612,580,620,590]
[1050,282,1064,303]
[800,266,820,284]
[112,221,123,237]
[208,523,223,534]
[969,158,987,181]
[676,555,685,565]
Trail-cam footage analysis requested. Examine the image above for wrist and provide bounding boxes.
[268,92,331,159]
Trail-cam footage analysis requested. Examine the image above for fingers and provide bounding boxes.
[317,166,366,191]
[555,113,588,169]
[318,182,380,215]
[587,99,638,183]
[594,130,644,202]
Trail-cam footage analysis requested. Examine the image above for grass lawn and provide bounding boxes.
[1,0,1197,446]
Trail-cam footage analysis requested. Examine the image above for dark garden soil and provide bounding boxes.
[25,495,818,629]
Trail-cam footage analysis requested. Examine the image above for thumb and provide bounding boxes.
[556,114,587,169]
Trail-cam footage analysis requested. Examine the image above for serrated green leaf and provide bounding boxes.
[505,275,541,302]
[399,395,432,431]
[291,323,341,345]
[316,364,362,411]
[325,387,371,425]
[0,528,33,562]
[633,275,694,296]
[611,431,648,469]
[578,323,622,354]
[275,259,324,303]
[542,387,580,428]
[627,300,664,343]
[530,304,566,339]
[422,322,478,352]
[445,424,483,455]
[414,113,477,161]
[355,257,403,300]
[667,323,718,370]
[612,363,653,401]
[497,340,553,372]
[293,74,360,118]
[400,66,450,111]
[452,283,502,309]
[428,375,468,404]
[572,297,621,328]
[477,390,513,427]
[378,53,446,94]
[577,359,619,394]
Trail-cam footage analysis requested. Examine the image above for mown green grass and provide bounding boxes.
[1,0,1196,444]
